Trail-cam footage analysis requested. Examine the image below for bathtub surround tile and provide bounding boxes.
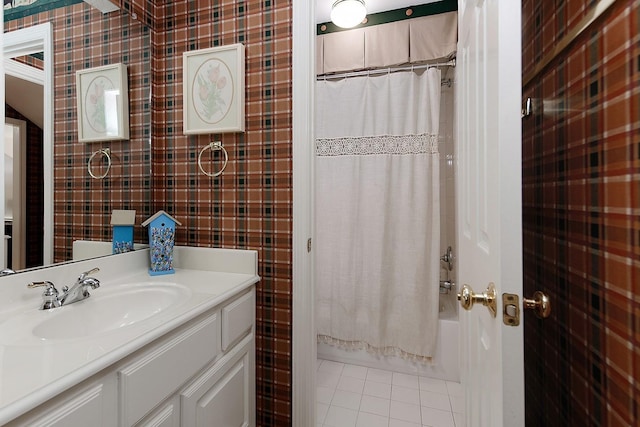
[420,377,449,395]
[421,406,455,427]
[445,381,463,397]
[355,412,389,427]
[359,394,391,417]
[390,400,423,424]
[342,363,369,380]
[392,385,422,405]
[393,372,420,390]
[363,380,393,399]
[324,405,359,427]
[317,386,335,405]
[337,376,365,394]
[449,395,464,414]
[452,412,464,427]
[420,390,452,412]
[331,389,363,411]
[389,420,421,427]
[318,403,330,424]
[367,368,394,384]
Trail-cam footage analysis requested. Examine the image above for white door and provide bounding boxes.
[456,1,524,426]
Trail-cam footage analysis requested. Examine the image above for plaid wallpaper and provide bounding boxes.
[522,0,640,425]
[149,2,293,424]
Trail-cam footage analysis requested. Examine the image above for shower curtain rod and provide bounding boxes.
[317,58,456,81]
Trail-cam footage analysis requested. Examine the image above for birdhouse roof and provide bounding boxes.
[142,210,182,227]
[111,209,136,225]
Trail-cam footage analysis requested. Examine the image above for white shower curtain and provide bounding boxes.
[315,68,441,359]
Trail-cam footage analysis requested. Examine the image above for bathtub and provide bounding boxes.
[317,293,460,382]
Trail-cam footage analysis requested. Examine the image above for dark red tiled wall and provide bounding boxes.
[522,1,640,425]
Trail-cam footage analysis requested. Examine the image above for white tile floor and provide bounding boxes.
[317,359,464,427]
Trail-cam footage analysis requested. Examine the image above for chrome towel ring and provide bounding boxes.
[198,141,228,177]
[87,148,111,179]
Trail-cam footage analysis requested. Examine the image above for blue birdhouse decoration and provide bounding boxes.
[142,210,182,276]
[111,210,136,254]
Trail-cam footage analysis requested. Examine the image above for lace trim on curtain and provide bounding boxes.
[317,335,433,363]
[315,133,439,157]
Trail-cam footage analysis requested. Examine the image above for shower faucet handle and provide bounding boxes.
[440,246,454,271]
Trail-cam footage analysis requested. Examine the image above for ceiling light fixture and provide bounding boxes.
[330,0,367,29]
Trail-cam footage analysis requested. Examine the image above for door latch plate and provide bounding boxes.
[502,293,520,326]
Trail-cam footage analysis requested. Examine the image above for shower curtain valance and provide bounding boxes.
[317,11,457,75]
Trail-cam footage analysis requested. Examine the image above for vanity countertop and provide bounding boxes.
[0,246,259,425]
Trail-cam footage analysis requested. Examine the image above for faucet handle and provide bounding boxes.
[79,267,100,280]
[28,281,62,310]
[28,280,57,290]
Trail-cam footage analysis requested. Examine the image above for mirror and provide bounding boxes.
[3,3,152,272]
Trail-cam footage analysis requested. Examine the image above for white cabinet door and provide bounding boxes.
[119,312,221,426]
[181,335,255,427]
[6,376,117,427]
[134,396,180,427]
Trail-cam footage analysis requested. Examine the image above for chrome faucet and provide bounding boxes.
[28,267,101,310]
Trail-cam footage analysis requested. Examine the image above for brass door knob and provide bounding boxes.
[457,283,497,317]
[523,291,551,318]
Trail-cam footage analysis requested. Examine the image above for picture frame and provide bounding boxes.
[76,63,129,143]
[183,44,245,134]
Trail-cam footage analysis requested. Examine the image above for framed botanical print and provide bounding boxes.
[76,63,129,142]
[183,44,245,134]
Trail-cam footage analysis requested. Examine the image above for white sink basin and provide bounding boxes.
[0,283,192,345]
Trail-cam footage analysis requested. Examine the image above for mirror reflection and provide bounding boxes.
[5,79,43,270]
[4,1,152,273]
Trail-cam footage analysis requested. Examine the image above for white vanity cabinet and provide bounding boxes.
[6,287,256,427]
[3,374,118,427]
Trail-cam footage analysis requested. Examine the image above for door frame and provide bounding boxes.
[291,0,316,425]
[4,117,26,270]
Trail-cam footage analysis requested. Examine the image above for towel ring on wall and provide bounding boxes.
[87,148,112,179]
[198,141,228,177]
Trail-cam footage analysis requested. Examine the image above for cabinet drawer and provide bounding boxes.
[222,289,255,351]
[119,312,221,426]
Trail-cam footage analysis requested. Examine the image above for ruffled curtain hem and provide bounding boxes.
[317,334,433,363]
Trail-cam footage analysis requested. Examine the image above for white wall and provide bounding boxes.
[438,73,457,314]
[4,124,14,220]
